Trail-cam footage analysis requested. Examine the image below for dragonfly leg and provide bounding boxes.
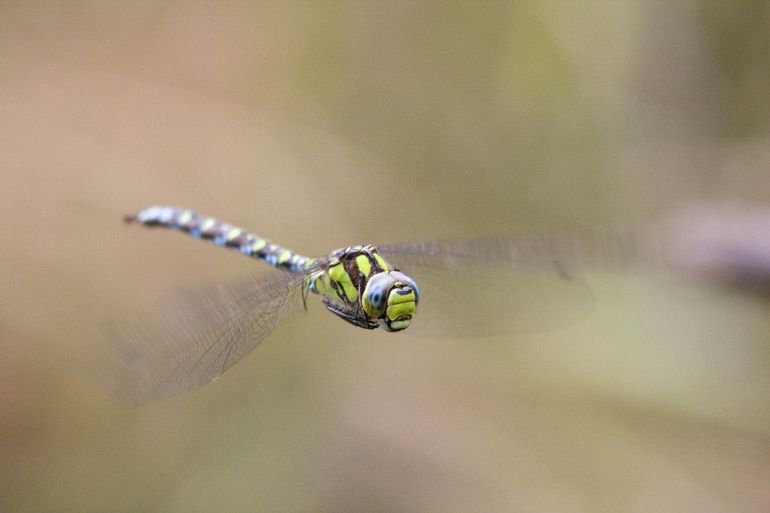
[301,278,309,311]
[322,296,378,329]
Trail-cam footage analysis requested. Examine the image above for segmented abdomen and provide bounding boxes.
[126,206,311,273]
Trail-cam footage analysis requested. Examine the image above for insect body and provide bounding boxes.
[111,206,654,404]
[127,206,420,333]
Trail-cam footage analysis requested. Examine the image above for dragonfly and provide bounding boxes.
[107,206,660,405]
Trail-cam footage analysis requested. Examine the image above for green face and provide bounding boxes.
[362,271,420,332]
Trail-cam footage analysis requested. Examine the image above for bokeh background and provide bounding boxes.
[2,2,770,512]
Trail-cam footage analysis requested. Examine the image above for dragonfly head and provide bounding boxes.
[362,271,420,332]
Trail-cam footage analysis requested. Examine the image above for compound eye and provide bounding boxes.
[362,272,395,318]
[390,271,419,303]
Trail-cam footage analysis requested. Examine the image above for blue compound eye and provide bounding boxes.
[362,272,395,318]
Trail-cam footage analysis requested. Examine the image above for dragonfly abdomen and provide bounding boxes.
[125,206,311,273]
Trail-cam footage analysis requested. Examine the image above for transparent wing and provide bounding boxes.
[378,232,657,338]
[101,270,309,406]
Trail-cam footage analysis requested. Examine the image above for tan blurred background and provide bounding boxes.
[2,2,770,512]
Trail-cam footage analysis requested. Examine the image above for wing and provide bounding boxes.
[101,270,309,406]
[378,232,659,338]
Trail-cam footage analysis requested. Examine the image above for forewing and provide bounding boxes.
[101,270,308,406]
[378,234,653,338]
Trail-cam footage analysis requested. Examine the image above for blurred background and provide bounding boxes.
[2,2,770,512]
